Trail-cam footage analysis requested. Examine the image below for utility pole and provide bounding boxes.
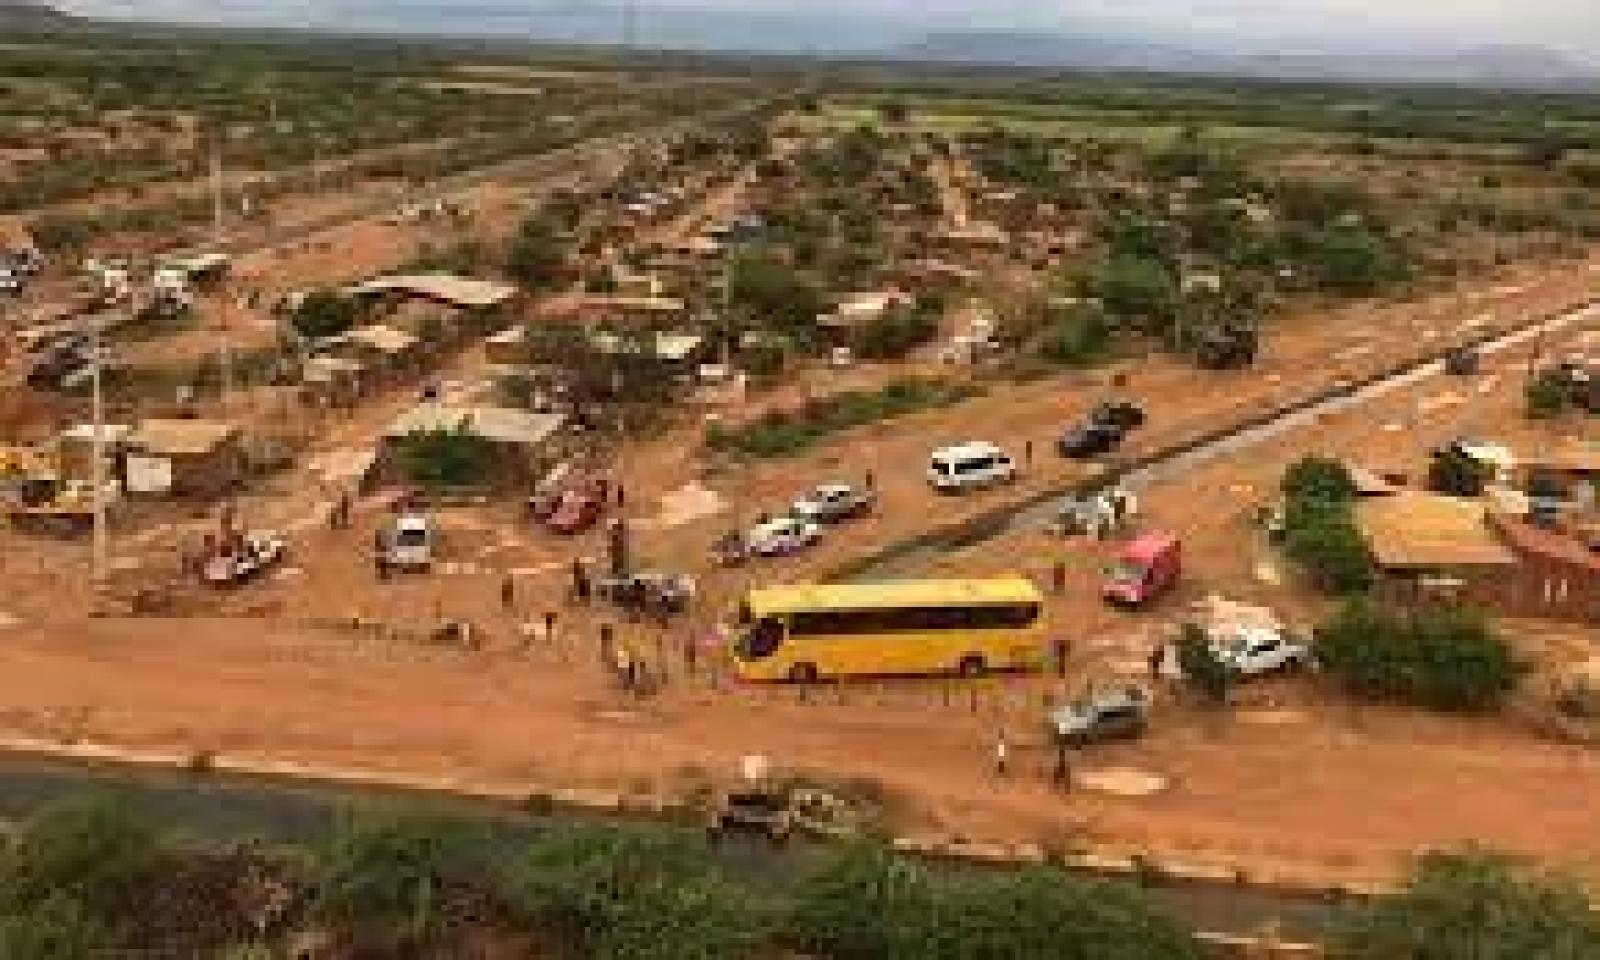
[88,310,108,593]
[211,136,234,402]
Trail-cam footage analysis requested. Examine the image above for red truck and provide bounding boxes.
[1103,531,1181,608]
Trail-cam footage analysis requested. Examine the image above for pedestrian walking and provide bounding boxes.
[1148,644,1165,681]
[573,559,592,603]
[615,483,626,509]
[544,610,558,644]
[994,731,1010,777]
[1051,743,1071,791]
[864,468,876,491]
[1024,439,1034,467]
[600,623,617,667]
[1050,560,1067,595]
[1053,636,1069,679]
[500,574,516,611]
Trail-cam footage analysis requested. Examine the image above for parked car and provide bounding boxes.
[201,532,287,587]
[1103,531,1181,607]
[1048,685,1149,746]
[1165,626,1312,680]
[927,441,1016,493]
[595,571,696,614]
[745,517,822,557]
[546,487,605,535]
[707,786,794,844]
[790,483,875,524]
[1091,400,1147,432]
[1057,420,1125,459]
[382,515,435,572]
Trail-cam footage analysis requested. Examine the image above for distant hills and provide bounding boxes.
[26,1,1600,90]
[900,31,1600,89]
[0,0,79,29]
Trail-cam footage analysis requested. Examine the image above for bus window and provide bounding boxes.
[736,617,785,661]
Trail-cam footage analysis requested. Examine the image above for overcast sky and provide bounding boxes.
[57,0,1600,60]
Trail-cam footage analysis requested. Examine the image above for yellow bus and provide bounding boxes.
[732,578,1046,682]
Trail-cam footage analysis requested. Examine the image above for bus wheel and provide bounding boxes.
[788,663,820,684]
[958,655,988,678]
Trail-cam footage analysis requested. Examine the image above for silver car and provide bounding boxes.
[1049,685,1149,746]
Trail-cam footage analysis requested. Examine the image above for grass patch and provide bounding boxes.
[706,377,980,459]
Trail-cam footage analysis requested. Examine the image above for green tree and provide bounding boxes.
[505,825,768,960]
[505,214,567,289]
[311,804,494,944]
[392,427,492,492]
[1038,300,1110,366]
[1427,447,1492,497]
[1314,601,1524,712]
[1526,369,1571,419]
[1283,499,1374,595]
[1176,622,1233,706]
[290,290,360,340]
[851,302,940,360]
[1335,849,1600,959]
[1082,254,1180,334]
[1282,456,1357,504]
[728,252,824,345]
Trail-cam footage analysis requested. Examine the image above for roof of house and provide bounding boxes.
[302,356,366,382]
[384,405,565,447]
[1520,444,1600,474]
[347,273,518,309]
[343,325,418,354]
[1355,493,1517,569]
[58,424,133,444]
[1488,513,1600,575]
[127,419,243,457]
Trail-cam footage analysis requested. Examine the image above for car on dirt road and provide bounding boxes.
[595,571,696,615]
[1164,627,1313,680]
[790,483,875,524]
[201,532,287,587]
[1058,402,1146,460]
[1091,400,1147,432]
[546,483,607,536]
[382,515,435,572]
[745,517,823,557]
[1048,685,1149,747]
[707,787,795,845]
[927,441,1017,493]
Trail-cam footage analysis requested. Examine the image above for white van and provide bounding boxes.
[927,442,1017,493]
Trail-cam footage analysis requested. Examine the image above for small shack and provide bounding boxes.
[379,405,567,490]
[124,419,246,498]
[329,325,423,371]
[1518,445,1600,502]
[55,424,132,483]
[347,273,520,340]
[815,291,912,347]
[301,356,367,407]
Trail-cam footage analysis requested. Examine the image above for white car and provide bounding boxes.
[1164,626,1311,680]
[745,517,822,557]
[790,483,874,524]
[383,514,436,571]
[927,441,1016,493]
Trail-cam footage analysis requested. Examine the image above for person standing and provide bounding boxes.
[1051,742,1071,792]
[500,574,516,611]
[994,731,1010,778]
[544,610,558,645]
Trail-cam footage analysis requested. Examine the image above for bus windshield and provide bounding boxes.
[736,618,784,661]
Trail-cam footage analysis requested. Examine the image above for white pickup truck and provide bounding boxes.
[1163,625,1312,680]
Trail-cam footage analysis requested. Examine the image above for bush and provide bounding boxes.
[505,215,567,289]
[504,825,768,960]
[706,377,978,458]
[1039,302,1110,366]
[392,426,492,492]
[1280,457,1373,594]
[1427,448,1492,497]
[0,797,164,921]
[788,845,1200,960]
[310,805,495,942]
[1282,456,1356,503]
[0,898,116,960]
[1526,369,1571,419]
[1314,601,1524,711]
[852,304,940,361]
[1335,849,1600,959]
[1176,622,1233,705]
[290,290,360,340]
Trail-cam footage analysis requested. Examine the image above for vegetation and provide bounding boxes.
[1314,600,1525,712]
[504,214,569,289]
[706,377,979,458]
[392,427,493,492]
[1279,457,1374,595]
[788,845,1201,960]
[1526,368,1573,419]
[1335,850,1600,959]
[1176,622,1233,705]
[289,290,362,340]
[0,797,1208,958]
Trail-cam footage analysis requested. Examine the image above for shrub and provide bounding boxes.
[0,797,163,921]
[505,215,567,289]
[1335,849,1600,959]
[1039,302,1110,366]
[852,304,940,361]
[0,897,116,960]
[290,290,360,340]
[1314,601,1524,712]
[788,845,1200,960]
[1427,447,1492,497]
[1176,622,1233,705]
[504,825,767,960]
[1280,457,1373,594]
[392,426,492,492]
[706,378,978,458]
[310,805,495,942]
[1526,369,1571,419]
[1282,456,1356,503]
